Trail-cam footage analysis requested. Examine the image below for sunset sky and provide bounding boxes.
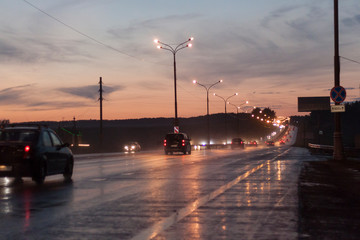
[1,0,359,123]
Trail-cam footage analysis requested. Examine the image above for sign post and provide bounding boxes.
[332,0,345,161]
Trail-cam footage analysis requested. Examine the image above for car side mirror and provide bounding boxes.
[58,143,70,149]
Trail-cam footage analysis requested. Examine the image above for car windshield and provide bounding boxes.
[0,130,39,143]
[166,134,184,141]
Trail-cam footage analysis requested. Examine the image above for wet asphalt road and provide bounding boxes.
[0,143,305,240]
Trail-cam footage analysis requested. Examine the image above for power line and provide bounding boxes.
[21,0,145,62]
[340,56,360,65]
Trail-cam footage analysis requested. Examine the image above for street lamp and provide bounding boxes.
[154,37,194,133]
[193,79,223,147]
[227,101,249,137]
[213,93,238,143]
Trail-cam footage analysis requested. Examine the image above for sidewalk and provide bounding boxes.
[298,153,360,239]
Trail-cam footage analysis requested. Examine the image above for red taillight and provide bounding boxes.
[164,140,167,146]
[23,145,31,159]
[182,140,185,146]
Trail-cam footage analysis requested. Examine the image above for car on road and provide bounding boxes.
[248,140,258,147]
[164,133,191,155]
[0,125,74,184]
[266,140,275,146]
[231,138,245,149]
[123,142,141,152]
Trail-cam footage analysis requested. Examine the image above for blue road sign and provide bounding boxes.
[330,86,346,103]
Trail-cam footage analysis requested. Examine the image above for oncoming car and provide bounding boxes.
[164,133,191,155]
[123,142,141,153]
[0,125,74,184]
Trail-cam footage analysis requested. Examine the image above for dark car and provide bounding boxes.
[164,133,191,155]
[123,142,141,152]
[266,140,275,146]
[248,140,258,147]
[231,138,245,149]
[0,125,74,184]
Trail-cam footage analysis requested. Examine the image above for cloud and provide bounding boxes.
[0,84,34,103]
[0,27,95,64]
[342,14,360,27]
[108,13,201,40]
[0,84,118,111]
[58,84,124,100]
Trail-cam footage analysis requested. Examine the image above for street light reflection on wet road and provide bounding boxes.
[1,134,304,239]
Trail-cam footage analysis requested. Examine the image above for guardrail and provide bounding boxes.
[308,143,360,158]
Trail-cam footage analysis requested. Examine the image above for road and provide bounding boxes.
[0,142,304,240]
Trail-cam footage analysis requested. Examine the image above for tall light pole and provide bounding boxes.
[193,79,223,147]
[228,101,249,137]
[154,37,194,133]
[213,93,238,143]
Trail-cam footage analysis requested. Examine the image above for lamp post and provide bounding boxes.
[154,37,194,133]
[228,101,249,137]
[213,93,238,143]
[193,79,223,147]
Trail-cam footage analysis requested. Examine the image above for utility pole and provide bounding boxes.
[99,77,103,152]
[333,0,345,160]
[73,116,78,147]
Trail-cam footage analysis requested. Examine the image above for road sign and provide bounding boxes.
[174,126,179,133]
[331,104,345,113]
[330,86,346,103]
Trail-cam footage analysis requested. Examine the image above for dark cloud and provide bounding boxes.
[342,14,360,27]
[0,84,119,111]
[0,84,34,103]
[58,85,124,100]
[0,30,94,64]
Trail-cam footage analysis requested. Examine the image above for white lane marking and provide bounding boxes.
[131,149,291,240]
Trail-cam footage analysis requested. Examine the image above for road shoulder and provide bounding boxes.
[298,157,360,239]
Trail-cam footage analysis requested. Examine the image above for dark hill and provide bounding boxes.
[22,113,277,153]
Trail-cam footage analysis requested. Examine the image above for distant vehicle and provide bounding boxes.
[231,138,245,149]
[0,125,74,184]
[164,133,191,155]
[248,141,258,147]
[266,140,275,146]
[123,142,141,152]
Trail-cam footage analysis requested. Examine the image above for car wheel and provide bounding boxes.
[63,158,73,182]
[33,162,46,185]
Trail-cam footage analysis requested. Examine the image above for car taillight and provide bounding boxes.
[241,141,243,144]
[182,140,185,146]
[24,145,30,152]
[23,145,31,159]
[164,140,167,146]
